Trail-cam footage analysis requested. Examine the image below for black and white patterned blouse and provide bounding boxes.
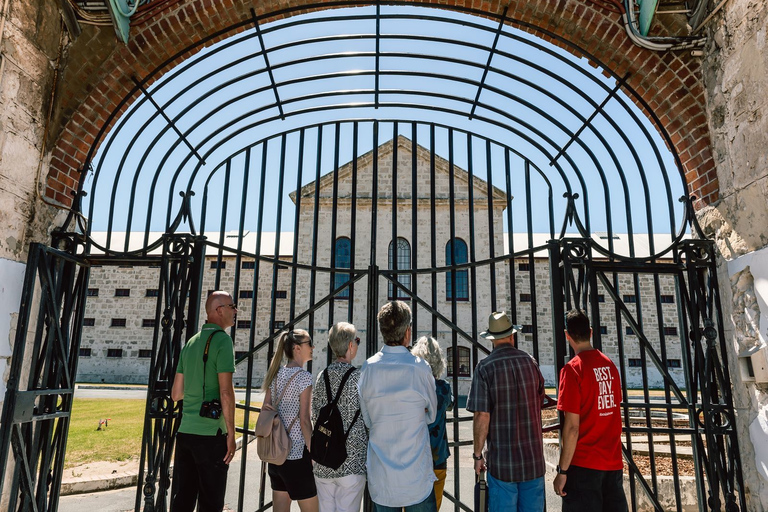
[271,366,313,461]
[311,361,368,478]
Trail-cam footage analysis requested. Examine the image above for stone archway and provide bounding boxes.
[46,0,716,210]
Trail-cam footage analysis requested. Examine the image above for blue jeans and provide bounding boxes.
[487,473,544,512]
[373,488,437,512]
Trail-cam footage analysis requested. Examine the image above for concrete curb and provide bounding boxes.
[60,435,252,496]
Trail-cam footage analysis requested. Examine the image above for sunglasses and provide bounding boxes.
[218,303,237,310]
[296,340,314,348]
[354,337,361,346]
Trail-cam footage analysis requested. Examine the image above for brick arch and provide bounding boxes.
[46,0,716,209]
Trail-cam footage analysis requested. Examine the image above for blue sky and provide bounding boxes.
[82,5,687,250]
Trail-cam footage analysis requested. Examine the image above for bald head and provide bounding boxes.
[206,291,232,316]
[206,291,236,329]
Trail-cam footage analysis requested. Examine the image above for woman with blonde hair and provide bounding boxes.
[311,322,368,512]
[262,329,318,512]
[411,336,454,510]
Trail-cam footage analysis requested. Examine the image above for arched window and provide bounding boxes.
[446,238,469,301]
[388,238,411,299]
[447,347,471,377]
[334,237,352,299]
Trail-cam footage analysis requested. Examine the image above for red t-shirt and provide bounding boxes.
[557,349,623,471]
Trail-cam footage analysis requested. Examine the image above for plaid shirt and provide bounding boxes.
[466,344,545,482]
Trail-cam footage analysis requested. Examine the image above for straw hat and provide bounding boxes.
[479,312,520,340]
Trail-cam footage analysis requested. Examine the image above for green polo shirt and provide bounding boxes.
[176,324,236,435]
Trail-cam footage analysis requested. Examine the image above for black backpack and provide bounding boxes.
[311,367,361,469]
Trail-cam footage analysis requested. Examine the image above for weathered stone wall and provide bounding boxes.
[700,0,768,508]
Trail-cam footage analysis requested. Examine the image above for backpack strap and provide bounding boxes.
[273,370,301,408]
[330,367,358,406]
[344,409,361,440]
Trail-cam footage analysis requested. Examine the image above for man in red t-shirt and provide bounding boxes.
[552,309,628,512]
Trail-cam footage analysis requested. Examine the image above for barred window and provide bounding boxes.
[520,293,532,302]
[599,326,608,335]
[334,237,352,299]
[79,348,91,357]
[83,318,95,327]
[87,288,99,297]
[518,262,530,271]
[242,261,255,269]
[142,319,156,328]
[237,320,252,329]
[660,295,675,304]
[115,288,130,297]
[210,260,226,269]
[663,326,678,336]
[146,289,159,297]
[628,358,642,367]
[107,348,123,358]
[522,325,534,334]
[388,238,411,300]
[273,290,287,299]
[239,290,254,299]
[138,349,152,358]
[111,318,127,327]
[446,239,469,301]
[447,347,471,377]
[623,294,636,303]
[666,359,681,368]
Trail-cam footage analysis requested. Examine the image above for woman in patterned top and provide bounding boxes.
[411,336,454,511]
[311,322,368,512]
[262,329,318,512]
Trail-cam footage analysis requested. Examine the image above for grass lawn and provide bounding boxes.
[64,398,259,468]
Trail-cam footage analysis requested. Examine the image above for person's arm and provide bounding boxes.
[424,371,438,424]
[171,373,184,402]
[472,411,490,475]
[218,371,237,464]
[357,368,372,429]
[299,385,313,451]
[553,411,580,496]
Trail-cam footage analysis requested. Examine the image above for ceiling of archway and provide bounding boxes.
[81,5,691,258]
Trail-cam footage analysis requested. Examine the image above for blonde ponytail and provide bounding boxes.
[261,329,311,391]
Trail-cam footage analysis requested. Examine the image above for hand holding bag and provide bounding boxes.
[255,371,301,465]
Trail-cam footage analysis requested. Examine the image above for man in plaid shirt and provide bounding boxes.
[467,311,546,511]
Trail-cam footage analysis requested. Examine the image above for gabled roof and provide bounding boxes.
[290,135,508,203]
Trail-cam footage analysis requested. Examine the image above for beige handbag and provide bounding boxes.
[255,371,300,465]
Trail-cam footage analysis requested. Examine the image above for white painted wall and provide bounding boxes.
[0,257,27,402]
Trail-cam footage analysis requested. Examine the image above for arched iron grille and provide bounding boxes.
[0,3,745,512]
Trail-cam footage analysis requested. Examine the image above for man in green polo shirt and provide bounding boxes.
[170,290,237,512]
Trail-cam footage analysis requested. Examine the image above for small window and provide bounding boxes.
[235,351,249,360]
[660,295,675,304]
[663,326,678,336]
[628,358,642,367]
[522,325,534,334]
[111,318,127,327]
[273,321,286,331]
[115,288,130,297]
[447,347,471,377]
[518,262,530,271]
[666,359,681,368]
[623,294,636,303]
[148,264,161,268]
[87,288,99,297]
[625,326,635,336]
[597,294,605,303]
[142,319,156,328]
[107,348,123,358]
[118,265,133,269]
[273,290,287,299]
[146,289,159,297]
[242,261,255,269]
[237,320,252,329]
[210,260,226,269]
[83,318,95,327]
[239,290,254,299]
[79,348,91,357]
[599,326,608,335]
[138,349,153,358]
[520,293,532,302]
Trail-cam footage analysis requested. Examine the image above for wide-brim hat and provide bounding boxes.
[480,311,520,340]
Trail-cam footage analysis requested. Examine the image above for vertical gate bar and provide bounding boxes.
[214,161,232,290]
[374,0,380,109]
[391,122,398,303]
[309,127,323,353]
[370,121,378,272]
[329,123,342,361]
[254,144,271,370]
[447,129,461,507]
[485,139,497,311]
[429,125,438,336]
[269,135,288,360]
[524,161,539,361]
[349,123,358,322]
[505,151,517,322]
[411,123,418,333]
[548,240,566,388]
[234,148,252,512]
[466,133,479,510]
[290,133,306,326]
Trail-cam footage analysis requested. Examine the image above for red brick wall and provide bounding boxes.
[46,0,717,208]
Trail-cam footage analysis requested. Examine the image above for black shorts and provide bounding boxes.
[268,448,317,500]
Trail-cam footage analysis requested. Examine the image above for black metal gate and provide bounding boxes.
[0,241,90,512]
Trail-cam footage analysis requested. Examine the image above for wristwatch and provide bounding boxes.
[472,453,484,461]
[556,465,569,475]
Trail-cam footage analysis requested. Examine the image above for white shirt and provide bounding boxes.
[358,345,438,507]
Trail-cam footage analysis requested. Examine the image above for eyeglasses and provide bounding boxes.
[218,303,237,310]
[354,337,360,346]
[296,340,314,348]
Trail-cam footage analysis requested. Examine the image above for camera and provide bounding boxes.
[199,399,222,419]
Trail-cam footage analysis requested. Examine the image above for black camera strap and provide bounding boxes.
[201,329,225,402]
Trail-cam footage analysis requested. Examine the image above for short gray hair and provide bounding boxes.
[411,336,446,379]
[329,322,356,357]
